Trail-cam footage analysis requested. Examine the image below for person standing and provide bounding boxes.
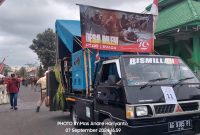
[6,73,20,110]
[36,71,48,112]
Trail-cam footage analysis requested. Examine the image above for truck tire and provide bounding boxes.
[100,118,117,135]
[71,107,81,128]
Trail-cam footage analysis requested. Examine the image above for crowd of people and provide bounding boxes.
[0,72,48,112]
[21,77,38,87]
[0,76,38,87]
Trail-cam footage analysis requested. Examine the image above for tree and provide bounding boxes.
[17,67,27,77]
[25,62,37,68]
[30,28,56,70]
[37,65,44,78]
[4,68,9,76]
[3,64,11,77]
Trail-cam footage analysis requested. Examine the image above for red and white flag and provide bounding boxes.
[95,50,100,64]
[150,0,158,16]
[0,0,5,6]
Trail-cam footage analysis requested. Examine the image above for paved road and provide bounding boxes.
[0,85,97,135]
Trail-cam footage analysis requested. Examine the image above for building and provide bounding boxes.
[148,0,200,74]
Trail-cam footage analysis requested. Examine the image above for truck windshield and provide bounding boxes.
[122,57,199,86]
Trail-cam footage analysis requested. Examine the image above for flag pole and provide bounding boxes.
[83,50,89,97]
[87,49,92,95]
[0,57,6,74]
[149,0,158,54]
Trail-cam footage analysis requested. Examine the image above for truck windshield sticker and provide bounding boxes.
[86,107,90,118]
[161,86,177,104]
[129,58,179,65]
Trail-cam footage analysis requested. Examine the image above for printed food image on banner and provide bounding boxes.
[80,5,154,52]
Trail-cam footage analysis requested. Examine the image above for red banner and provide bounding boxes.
[80,5,154,53]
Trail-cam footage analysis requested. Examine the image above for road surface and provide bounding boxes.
[0,85,96,135]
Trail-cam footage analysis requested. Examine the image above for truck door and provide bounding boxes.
[94,60,125,119]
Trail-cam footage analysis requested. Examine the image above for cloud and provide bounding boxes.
[0,0,152,67]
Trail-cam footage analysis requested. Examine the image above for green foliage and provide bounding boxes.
[17,67,27,77]
[54,65,65,110]
[4,68,8,76]
[25,63,37,68]
[37,65,44,78]
[3,64,11,77]
[30,28,56,70]
[187,58,200,70]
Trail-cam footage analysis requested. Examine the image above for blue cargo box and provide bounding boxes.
[72,50,86,91]
[72,49,96,91]
[72,49,122,91]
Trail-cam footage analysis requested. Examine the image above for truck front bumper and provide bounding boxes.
[115,114,200,135]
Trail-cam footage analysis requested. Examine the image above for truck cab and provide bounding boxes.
[90,55,200,135]
[51,20,200,135]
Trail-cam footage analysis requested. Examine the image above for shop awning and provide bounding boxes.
[55,20,81,53]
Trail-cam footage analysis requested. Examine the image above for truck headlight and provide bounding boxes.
[126,104,134,119]
[136,106,148,117]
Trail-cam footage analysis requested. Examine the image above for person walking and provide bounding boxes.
[36,71,48,112]
[6,73,20,110]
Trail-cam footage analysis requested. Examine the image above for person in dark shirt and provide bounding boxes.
[6,74,20,110]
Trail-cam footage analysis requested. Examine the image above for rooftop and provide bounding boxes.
[147,0,200,34]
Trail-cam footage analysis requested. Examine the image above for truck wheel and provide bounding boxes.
[100,118,116,135]
[71,108,80,128]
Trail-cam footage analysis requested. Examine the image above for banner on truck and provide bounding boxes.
[80,5,154,53]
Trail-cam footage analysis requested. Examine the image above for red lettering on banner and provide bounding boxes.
[174,58,179,65]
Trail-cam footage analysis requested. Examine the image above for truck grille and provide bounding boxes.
[154,104,175,114]
[179,102,199,112]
